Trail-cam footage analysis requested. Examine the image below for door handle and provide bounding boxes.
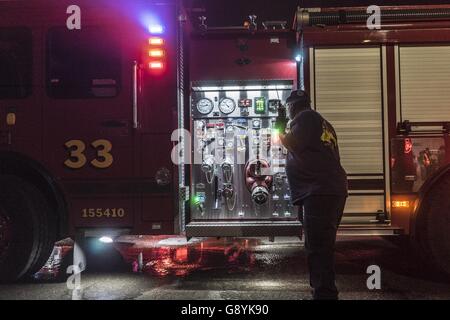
[132,61,139,129]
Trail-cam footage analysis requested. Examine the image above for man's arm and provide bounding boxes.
[279,111,316,154]
[279,132,291,152]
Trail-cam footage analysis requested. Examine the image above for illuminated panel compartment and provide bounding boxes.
[189,80,299,222]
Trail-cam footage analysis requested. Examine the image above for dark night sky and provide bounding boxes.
[185,0,450,27]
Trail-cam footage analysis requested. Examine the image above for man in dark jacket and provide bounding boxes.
[279,90,348,300]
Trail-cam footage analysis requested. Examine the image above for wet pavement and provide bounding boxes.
[0,236,450,300]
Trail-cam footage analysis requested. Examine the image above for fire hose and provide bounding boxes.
[297,8,450,28]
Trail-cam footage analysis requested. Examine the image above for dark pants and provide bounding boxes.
[300,195,346,300]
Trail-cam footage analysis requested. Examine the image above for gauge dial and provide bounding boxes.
[196,98,214,114]
[219,98,236,114]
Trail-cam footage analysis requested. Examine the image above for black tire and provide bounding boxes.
[418,172,450,276]
[0,175,57,282]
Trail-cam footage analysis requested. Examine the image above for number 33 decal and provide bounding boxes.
[64,139,113,169]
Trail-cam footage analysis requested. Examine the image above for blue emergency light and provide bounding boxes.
[149,24,164,34]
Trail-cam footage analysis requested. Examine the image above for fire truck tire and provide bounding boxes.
[419,173,450,276]
[0,175,57,282]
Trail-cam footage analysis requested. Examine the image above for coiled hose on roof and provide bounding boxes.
[297,8,450,28]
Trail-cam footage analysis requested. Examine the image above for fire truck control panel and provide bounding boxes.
[190,81,298,222]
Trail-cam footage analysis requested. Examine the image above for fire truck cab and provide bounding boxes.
[0,0,182,281]
[2,0,450,281]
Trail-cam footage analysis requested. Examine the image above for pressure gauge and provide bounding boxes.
[196,98,214,115]
[219,98,236,114]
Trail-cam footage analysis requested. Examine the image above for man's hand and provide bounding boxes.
[275,117,288,133]
[275,103,288,133]
[279,132,293,153]
[279,132,287,148]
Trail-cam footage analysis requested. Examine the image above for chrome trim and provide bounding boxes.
[347,175,384,180]
[349,190,385,194]
[337,229,400,236]
[382,46,392,219]
[394,45,401,123]
[191,84,293,92]
[132,61,139,129]
[309,47,315,108]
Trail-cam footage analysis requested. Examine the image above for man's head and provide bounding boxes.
[285,90,311,119]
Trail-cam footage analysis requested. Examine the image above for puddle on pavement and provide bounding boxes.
[34,236,302,280]
[114,237,261,277]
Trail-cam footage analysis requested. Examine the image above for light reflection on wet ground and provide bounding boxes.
[114,237,263,277]
[3,236,450,300]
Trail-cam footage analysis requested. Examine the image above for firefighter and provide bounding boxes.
[278,90,348,300]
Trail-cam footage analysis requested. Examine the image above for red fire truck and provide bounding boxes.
[2,0,450,282]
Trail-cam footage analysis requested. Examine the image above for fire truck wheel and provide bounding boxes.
[0,175,57,283]
[419,173,450,276]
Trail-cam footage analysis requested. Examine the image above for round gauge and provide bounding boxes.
[219,98,236,114]
[196,98,214,115]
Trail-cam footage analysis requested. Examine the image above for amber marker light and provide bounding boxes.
[392,200,410,208]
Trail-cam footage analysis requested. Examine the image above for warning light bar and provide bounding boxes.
[145,23,166,73]
[149,49,165,58]
[149,37,164,45]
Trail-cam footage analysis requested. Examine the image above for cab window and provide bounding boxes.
[0,28,32,99]
[47,27,121,99]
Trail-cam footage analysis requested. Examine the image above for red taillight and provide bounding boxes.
[404,138,413,154]
[149,61,164,69]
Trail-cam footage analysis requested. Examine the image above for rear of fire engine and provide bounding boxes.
[3,0,450,282]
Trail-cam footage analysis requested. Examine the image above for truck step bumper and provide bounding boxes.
[186,221,302,238]
[338,224,404,236]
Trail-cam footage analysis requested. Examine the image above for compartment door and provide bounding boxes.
[311,47,385,224]
[398,45,450,123]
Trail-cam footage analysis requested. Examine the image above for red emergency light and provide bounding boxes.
[146,33,166,73]
[149,49,165,58]
[149,61,164,69]
[149,37,164,46]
